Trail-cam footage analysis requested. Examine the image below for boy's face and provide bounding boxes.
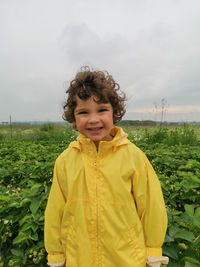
[73,96,114,147]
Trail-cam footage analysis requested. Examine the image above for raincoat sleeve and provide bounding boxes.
[44,158,66,264]
[132,151,168,258]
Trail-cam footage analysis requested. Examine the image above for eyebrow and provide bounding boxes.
[97,103,112,109]
[75,108,87,113]
[75,104,111,113]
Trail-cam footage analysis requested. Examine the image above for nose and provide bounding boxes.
[88,113,99,124]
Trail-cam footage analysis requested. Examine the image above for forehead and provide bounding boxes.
[75,95,111,108]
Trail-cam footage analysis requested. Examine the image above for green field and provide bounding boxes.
[0,124,200,267]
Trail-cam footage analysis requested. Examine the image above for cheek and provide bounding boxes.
[108,112,114,122]
[74,118,85,129]
[103,114,113,125]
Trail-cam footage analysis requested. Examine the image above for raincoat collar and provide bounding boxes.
[69,126,130,151]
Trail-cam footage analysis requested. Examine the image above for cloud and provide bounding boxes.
[59,23,127,70]
[0,0,200,121]
[58,18,200,122]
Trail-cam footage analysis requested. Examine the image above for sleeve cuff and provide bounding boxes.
[47,261,65,267]
[146,247,162,257]
[47,254,65,263]
[147,256,169,267]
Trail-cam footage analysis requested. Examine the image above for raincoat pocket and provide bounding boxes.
[115,224,146,266]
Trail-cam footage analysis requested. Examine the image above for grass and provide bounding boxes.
[125,124,200,146]
[0,123,200,146]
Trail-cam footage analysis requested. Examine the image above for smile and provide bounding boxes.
[87,127,103,132]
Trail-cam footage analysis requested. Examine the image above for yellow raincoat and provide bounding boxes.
[44,127,167,267]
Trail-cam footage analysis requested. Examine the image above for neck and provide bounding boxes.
[94,134,113,150]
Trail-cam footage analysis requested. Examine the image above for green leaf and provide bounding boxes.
[169,226,180,238]
[10,249,24,257]
[30,231,38,241]
[39,215,44,221]
[185,204,194,217]
[185,263,200,267]
[193,208,200,228]
[8,202,20,208]
[32,211,41,221]
[183,256,200,266]
[31,183,42,189]
[190,173,200,184]
[30,201,40,214]
[19,214,32,226]
[193,235,200,246]
[13,232,28,244]
[165,234,174,242]
[20,198,31,206]
[21,222,32,232]
[0,195,10,201]
[31,223,38,233]
[163,246,179,260]
[174,230,195,242]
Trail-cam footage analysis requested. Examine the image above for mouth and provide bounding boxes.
[87,127,103,132]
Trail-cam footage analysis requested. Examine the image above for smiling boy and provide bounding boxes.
[44,67,168,267]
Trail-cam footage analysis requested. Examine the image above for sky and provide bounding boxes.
[0,0,200,123]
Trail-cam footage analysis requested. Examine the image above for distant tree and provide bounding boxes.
[117,120,156,126]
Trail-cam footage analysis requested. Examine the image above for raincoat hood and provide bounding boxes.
[69,126,130,151]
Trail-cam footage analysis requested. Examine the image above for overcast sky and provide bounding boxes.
[1,0,200,122]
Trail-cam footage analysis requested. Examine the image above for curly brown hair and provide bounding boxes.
[63,67,126,124]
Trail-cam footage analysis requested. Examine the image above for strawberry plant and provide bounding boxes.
[0,125,200,266]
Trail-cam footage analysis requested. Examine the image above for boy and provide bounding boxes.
[44,67,169,267]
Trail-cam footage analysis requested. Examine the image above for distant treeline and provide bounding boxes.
[117,120,157,126]
[1,120,199,126]
[117,120,200,126]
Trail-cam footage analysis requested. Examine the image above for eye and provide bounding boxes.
[78,111,87,115]
[99,108,108,112]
